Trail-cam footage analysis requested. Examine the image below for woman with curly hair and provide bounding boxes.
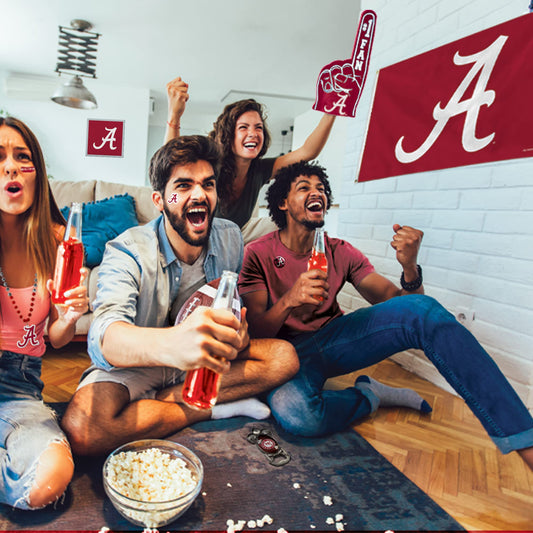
[164,76,335,242]
[0,116,89,509]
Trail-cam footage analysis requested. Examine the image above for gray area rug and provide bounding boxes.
[0,412,464,531]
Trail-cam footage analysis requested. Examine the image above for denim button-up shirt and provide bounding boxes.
[88,215,244,370]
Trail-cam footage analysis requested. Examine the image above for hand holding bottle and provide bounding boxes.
[182,271,240,410]
[47,267,89,323]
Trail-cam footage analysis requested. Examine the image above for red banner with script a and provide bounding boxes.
[358,14,533,182]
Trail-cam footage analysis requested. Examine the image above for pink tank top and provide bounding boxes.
[0,285,50,356]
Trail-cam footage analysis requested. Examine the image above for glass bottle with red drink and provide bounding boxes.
[182,270,240,410]
[307,227,328,301]
[51,202,84,305]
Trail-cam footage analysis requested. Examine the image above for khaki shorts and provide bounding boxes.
[77,365,185,402]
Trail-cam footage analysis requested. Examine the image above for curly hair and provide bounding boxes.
[149,135,221,195]
[208,99,271,215]
[266,161,333,230]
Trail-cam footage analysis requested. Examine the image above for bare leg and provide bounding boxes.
[62,338,298,456]
[518,446,533,472]
[28,440,74,508]
[157,338,298,403]
[61,383,209,456]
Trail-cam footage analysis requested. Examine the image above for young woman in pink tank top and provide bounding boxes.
[0,116,89,510]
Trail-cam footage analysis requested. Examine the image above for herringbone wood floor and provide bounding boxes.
[42,343,533,531]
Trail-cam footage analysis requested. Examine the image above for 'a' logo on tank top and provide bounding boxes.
[17,324,40,349]
[273,256,286,268]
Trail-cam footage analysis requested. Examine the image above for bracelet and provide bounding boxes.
[166,120,180,128]
[400,265,423,291]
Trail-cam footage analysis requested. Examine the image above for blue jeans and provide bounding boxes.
[0,351,69,510]
[268,295,533,454]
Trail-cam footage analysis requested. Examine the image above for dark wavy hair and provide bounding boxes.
[208,99,271,215]
[149,135,221,194]
[266,160,333,230]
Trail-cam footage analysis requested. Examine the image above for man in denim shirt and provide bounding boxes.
[62,136,298,456]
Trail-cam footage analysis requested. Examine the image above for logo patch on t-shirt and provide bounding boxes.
[273,256,286,268]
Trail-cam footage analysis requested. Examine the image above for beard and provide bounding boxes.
[302,218,325,230]
[163,203,213,247]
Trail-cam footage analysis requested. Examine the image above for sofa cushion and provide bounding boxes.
[95,181,160,224]
[50,179,97,208]
[61,194,139,268]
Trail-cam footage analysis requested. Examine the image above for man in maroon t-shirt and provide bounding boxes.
[238,161,533,470]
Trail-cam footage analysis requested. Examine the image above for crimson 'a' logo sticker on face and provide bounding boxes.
[273,256,286,268]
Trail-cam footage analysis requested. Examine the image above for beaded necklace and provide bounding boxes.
[0,266,38,323]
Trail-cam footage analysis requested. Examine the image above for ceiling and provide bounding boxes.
[0,0,362,137]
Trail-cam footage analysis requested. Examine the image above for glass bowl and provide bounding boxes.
[103,439,203,528]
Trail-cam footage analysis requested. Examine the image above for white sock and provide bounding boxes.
[211,398,271,420]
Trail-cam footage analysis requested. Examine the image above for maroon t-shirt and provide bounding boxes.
[238,231,375,339]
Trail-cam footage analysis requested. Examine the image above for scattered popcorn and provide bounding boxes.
[202,491,207,496]
[310,525,316,529]
[227,514,273,532]
[293,482,301,489]
[335,514,344,522]
[323,495,333,506]
[326,517,335,524]
[277,529,288,533]
[262,514,274,525]
[227,483,233,487]
[336,522,344,531]
[98,528,110,533]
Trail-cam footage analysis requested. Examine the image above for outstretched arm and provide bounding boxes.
[100,306,244,374]
[164,76,189,144]
[272,113,336,175]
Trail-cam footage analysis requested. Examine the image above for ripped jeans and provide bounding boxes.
[0,351,70,510]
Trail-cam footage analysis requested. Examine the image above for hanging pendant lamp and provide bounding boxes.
[51,19,100,109]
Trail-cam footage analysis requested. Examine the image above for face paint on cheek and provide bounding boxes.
[20,166,35,173]
[167,193,178,204]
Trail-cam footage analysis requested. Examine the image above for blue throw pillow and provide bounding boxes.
[61,194,139,268]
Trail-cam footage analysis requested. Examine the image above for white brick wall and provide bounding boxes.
[336,0,533,410]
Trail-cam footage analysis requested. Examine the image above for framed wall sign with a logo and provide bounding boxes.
[87,119,124,157]
[358,14,533,182]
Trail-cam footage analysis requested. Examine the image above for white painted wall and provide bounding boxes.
[323,0,533,409]
[0,71,150,186]
[289,110,349,236]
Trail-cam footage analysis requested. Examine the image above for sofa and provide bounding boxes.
[50,179,160,337]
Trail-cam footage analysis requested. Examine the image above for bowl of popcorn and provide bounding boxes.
[103,439,203,528]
